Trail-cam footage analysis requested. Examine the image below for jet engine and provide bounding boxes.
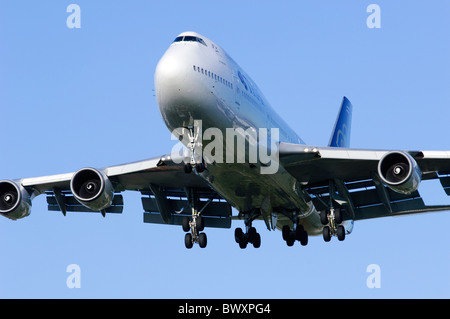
[0,180,31,220]
[70,168,114,211]
[377,151,421,194]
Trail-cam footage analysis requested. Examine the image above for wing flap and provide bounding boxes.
[141,189,232,229]
[46,190,124,215]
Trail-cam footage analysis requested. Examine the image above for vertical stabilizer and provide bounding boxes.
[328,96,353,148]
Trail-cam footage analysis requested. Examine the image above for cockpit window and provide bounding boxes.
[196,37,207,46]
[172,36,207,46]
[183,36,197,42]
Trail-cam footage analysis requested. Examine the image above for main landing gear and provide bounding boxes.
[182,209,207,249]
[181,188,209,249]
[234,210,261,249]
[281,212,308,247]
[320,207,345,242]
[282,224,308,247]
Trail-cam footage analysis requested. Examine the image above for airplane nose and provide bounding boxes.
[154,49,187,104]
[154,46,214,130]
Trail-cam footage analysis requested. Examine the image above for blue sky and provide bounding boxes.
[0,1,449,298]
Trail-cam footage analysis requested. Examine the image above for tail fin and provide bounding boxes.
[328,96,353,148]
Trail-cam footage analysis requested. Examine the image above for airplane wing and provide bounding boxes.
[4,140,450,232]
[279,142,450,221]
[0,154,232,229]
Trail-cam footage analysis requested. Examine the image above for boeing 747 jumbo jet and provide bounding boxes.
[2,31,450,249]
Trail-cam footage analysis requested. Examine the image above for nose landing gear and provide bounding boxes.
[183,124,206,174]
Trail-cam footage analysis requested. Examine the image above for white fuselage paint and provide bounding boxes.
[154,32,322,234]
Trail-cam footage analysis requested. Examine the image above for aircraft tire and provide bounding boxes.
[235,228,244,243]
[337,225,345,241]
[323,226,331,242]
[252,233,261,248]
[185,233,193,249]
[199,232,207,248]
[182,217,190,232]
[197,216,204,232]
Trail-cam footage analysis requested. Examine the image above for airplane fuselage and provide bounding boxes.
[155,32,322,234]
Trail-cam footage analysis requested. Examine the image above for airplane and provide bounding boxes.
[2,31,450,249]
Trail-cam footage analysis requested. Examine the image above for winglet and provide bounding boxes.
[328,96,353,148]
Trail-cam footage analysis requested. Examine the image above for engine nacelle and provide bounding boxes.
[0,180,31,220]
[70,168,114,211]
[377,151,421,194]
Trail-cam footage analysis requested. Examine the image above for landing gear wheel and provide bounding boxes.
[282,223,308,247]
[198,232,207,248]
[184,163,192,174]
[321,207,347,242]
[248,227,257,242]
[286,233,295,247]
[335,209,343,224]
[185,233,193,249]
[282,225,290,241]
[337,225,345,241]
[252,233,261,248]
[320,211,328,225]
[195,161,205,173]
[196,216,204,232]
[181,189,209,249]
[182,217,190,232]
[239,239,248,249]
[296,225,308,246]
[234,226,260,249]
[323,226,331,242]
[235,227,244,243]
[234,210,262,249]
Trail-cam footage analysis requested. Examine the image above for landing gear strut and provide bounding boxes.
[320,207,345,242]
[181,188,209,249]
[234,210,261,249]
[183,124,205,174]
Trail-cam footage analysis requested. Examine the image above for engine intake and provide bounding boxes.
[377,151,421,194]
[70,168,114,211]
[0,180,31,220]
